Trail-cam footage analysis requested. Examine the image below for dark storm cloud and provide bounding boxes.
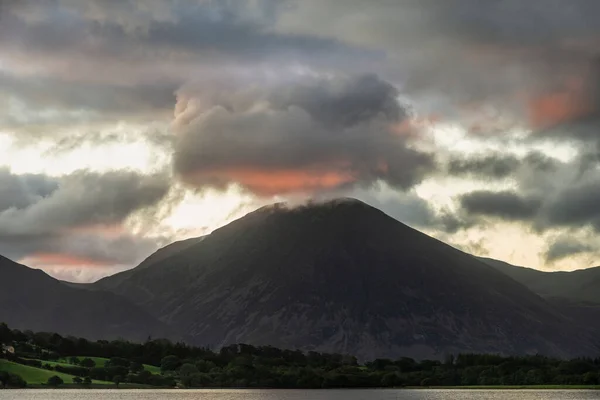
[460,191,542,221]
[545,236,594,263]
[173,74,434,196]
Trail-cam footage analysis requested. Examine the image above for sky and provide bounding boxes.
[1,0,600,282]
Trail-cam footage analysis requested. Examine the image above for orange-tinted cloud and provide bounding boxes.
[185,167,356,197]
[20,253,111,268]
[66,224,125,237]
[528,76,593,129]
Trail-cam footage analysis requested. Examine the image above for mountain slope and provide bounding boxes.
[95,198,598,360]
[0,255,171,341]
[478,257,600,304]
[93,236,205,291]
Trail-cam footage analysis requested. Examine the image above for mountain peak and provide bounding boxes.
[252,197,375,216]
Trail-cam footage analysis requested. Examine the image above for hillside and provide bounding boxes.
[0,255,171,342]
[478,257,600,304]
[93,198,599,360]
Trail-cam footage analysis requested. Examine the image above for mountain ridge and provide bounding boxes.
[91,198,599,360]
[0,254,173,342]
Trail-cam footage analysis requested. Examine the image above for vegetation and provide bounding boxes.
[1,322,600,389]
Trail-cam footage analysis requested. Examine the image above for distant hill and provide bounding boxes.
[0,255,171,342]
[92,198,598,360]
[478,257,600,304]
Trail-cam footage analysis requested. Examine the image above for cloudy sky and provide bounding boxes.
[2,0,600,282]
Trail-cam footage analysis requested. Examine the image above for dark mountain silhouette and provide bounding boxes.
[0,254,171,341]
[92,198,598,360]
[479,257,600,304]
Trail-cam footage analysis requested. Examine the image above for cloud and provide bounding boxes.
[447,152,558,180]
[173,73,434,196]
[540,177,600,231]
[276,1,600,130]
[0,168,58,211]
[545,236,594,263]
[0,170,169,236]
[459,190,541,221]
[458,173,600,235]
[0,168,172,278]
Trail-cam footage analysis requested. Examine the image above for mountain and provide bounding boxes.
[0,254,171,341]
[95,236,205,291]
[92,198,598,360]
[478,257,600,304]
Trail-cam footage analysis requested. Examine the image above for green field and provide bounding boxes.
[0,359,110,385]
[66,356,161,374]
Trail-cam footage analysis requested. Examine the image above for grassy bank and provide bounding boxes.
[0,359,110,385]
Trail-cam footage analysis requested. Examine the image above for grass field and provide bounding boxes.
[65,356,161,374]
[0,359,110,385]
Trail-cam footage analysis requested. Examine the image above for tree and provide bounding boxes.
[0,371,9,389]
[107,357,130,368]
[179,363,200,387]
[113,375,124,387]
[161,355,181,372]
[80,358,96,368]
[69,356,80,365]
[72,376,83,384]
[130,361,144,373]
[83,376,92,386]
[1,372,26,388]
[47,375,64,387]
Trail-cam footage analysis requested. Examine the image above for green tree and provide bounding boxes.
[47,375,64,387]
[83,376,92,386]
[130,361,144,373]
[72,376,83,384]
[69,356,79,365]
[179,363,200,387]
[113,375,124,387]
[161,355,181,372]
[0,371,9,389]
[80,358,96,368]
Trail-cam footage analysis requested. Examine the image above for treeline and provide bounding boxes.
[2,323,600,388]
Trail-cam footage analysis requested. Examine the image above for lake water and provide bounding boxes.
[0,389,599,400]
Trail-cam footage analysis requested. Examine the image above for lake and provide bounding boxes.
[0,389,599,400]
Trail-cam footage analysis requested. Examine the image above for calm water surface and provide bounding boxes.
[1,389,599,400]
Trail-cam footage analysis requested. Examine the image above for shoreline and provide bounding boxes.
[5,385,600,390]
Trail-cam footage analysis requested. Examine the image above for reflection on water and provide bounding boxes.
[0,389,599,400]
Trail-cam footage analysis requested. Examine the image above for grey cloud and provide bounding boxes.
[0,168,58,211]
[44,128,173,156]
[0,72,177,122]
[278,1,600,130]
[0,169,172,278]
[541,178,600,231]
[458,174,600,235]
[447,152,558,179]
[0,170,170,236]
[460,191,542,221]
[0,1,375,82]
[545,236,594,263]
[173,74,434,195]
